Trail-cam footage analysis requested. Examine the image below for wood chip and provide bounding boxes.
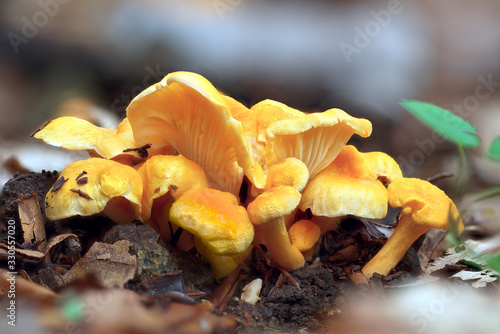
[209,266,241,314]
[344,266,369,286]
[18,195,47,251]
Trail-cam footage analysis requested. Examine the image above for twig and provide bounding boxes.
[427,171,454,184]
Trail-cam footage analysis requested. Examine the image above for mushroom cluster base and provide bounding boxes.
[1,172,426,333]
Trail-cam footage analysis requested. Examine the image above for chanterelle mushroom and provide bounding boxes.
[138,154,210,238]
[299,145,403,225]
[32,117,142,160]
[169,188,254,278]
[288,219,321,261]
[45,158,143,224]
[247,185,305,271]
[232,99,305,170]
[248,157,310,201]
[264,157,310,193]
[362,177,464,278]
[252,100,372,180]
[127,71,265,196]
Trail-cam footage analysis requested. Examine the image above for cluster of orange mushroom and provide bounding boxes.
[32,71,464,280]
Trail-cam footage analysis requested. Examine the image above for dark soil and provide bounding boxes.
[1,171,59,242]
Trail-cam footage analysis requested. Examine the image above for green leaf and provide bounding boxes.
[486,251,500,275]
[400,100,480,148]
[487,136,500,161]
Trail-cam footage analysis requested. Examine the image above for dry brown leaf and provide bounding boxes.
[0,269,57,304]
[451,270,497,288]
[420,239,498,288]
[418,229,448,269]
[63,240,137,288]
[46,234,80,252]
[424,240,490,275]
[0,244,44,259]
[0,234,80,260]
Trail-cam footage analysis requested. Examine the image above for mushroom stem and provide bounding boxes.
[362,214,430,278]
[311,216,342,235]
[194,237,239,280]
[102,197,139,225]
[258,217,305,271]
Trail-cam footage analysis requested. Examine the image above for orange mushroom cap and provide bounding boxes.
[299,145,402,219]
[45,158,142,224]
[169,188,254,257]
[362,177,464,278]
[127,71,265,196]
[387,178,463,232]
[138,155,211,223]
[32,117,142,160]
[251,100,372,180]
[247,99,305,169]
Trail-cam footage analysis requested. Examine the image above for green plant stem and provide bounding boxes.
[451,144,471,201]
[472,186,500,202]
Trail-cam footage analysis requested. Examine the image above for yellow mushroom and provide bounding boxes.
[127,71,265,196]
[264,157,310,193]
[32,117,144,161]
[169,188,254,279]
[362,177,464,278]
[251,100,372,180]
[247,186,305,271]
[138,154,211,247]
[246,159,309,266]
[194,237,251,280]
[247,157,310,202]
[299,145,403,224]
[236,99,305,170]
[45,158,143,224]
[288,219,321,261]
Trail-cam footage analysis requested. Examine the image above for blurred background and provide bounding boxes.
[1,0,500,186]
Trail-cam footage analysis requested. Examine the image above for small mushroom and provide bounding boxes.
[299,145,402,221]
[32,117,143,160]
[127,71,265,196]
[247,185,305,271]
[45,158,143,224]
[169,188,254,278]
[252,100,372,180]
[361,177,464,278]
[249,157,310,201]
[264,157,310,192]
[288,219,321,261]
[138,155,211,242]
